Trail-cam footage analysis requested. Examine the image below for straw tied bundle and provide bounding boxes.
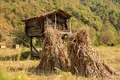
[68,29,118,77]
[37,27,70,73]
[37,27,118,77]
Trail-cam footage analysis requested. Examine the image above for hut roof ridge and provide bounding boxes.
[22,9,72,22]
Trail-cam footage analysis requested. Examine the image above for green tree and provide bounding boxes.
[12,27,30,47]
[100,21,117,45]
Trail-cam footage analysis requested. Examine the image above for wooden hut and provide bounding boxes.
[22,9,72,58]
[23,9,71,37]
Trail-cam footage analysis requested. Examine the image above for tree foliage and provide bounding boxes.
[100,21,117,45]
[0,0,120,46]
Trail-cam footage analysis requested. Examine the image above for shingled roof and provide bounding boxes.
[22,9,72,22]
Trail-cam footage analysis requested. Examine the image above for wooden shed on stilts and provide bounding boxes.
[22,9,72,58]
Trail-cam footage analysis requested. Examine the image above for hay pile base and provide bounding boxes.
[37,27,70,74]
[68,29,118,77]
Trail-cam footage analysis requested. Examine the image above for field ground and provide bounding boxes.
[0,46,120,80]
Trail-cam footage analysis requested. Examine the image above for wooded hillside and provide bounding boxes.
[0,0,120,46]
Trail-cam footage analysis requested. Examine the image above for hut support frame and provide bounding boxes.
[29,37,40,59]
[27,37,33,59]
[30,37,33,55]
[23,9,72,59]
[55,13,57,29]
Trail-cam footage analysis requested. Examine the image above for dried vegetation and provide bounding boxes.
[37,28,119,78]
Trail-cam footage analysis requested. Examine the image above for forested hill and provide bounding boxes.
[0,0,120,46]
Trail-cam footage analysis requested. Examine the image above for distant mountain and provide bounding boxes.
[0,0,120,45]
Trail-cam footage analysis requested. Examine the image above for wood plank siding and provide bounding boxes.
[23,9,72,37]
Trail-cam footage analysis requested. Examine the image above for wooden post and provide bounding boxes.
[70,19,72,33]
[28,37,33,59]
[46,16,48,28]
[55,13,57,29]
[30,37,33,54]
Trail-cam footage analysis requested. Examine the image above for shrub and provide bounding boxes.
[100,22,117,46]
[20,51,30,60]
[20,51,40,60]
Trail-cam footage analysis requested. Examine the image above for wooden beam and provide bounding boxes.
[28,37,33,59]
[46,16,48,28]
[55,13,57,29]
[70,19,72,33]
[30,37,33,53]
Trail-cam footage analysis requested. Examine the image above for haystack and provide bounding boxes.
[37,27,70,74]
[68,29,118,77]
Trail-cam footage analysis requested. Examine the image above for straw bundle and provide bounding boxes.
[37,27,70,74]
[68,29,118,77]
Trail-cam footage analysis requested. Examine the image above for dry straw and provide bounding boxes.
[37,27,119,77]
[37,27,70,74]
[68,28,118,77]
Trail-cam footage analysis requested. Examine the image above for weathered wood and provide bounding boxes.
[27,37,33,59]
[55,13,57,29]
[23,10,72,59]
[70,19,72,33]
[32,45,40,58]
[23,9,71,37]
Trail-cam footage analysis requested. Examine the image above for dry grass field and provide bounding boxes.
[0,46,120,80]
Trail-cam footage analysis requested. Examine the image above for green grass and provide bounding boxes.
[0,69,28,80]
[0,69,13,80]
[0,46,120,80]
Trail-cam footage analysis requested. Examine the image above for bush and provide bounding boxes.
[100,30,117,46]
[100,22,117,46]
[20,51,40,60]
[20,51,31,60]
[12,27,30,47]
